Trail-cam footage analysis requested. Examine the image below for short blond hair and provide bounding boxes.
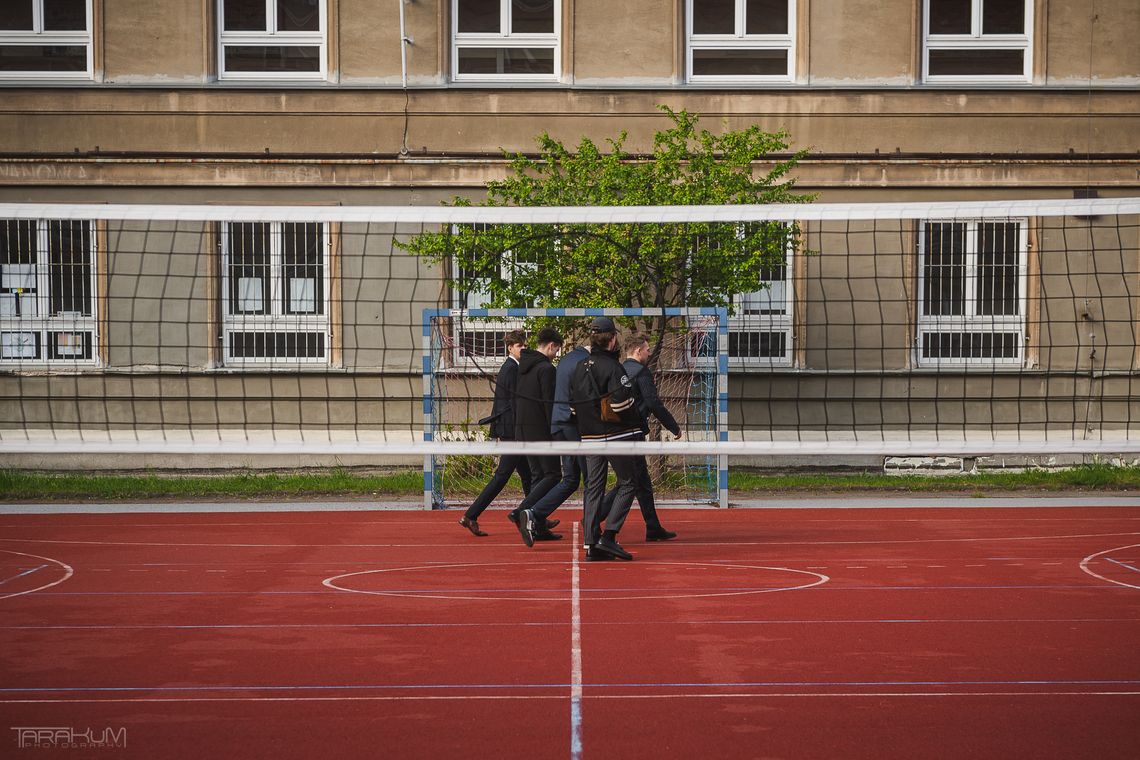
[621,333,649,358]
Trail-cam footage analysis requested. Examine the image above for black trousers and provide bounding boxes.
[600,456,663,531]
[465,452,532,520]
[582,451,638,547]
[517,454,562,512]
[530,426,585,522]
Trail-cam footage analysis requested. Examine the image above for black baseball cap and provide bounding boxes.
[589,316,617,333]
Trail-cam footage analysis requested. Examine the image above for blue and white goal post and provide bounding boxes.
[422,306,730,510]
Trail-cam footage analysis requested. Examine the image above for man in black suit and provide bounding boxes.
[459,330,532,536]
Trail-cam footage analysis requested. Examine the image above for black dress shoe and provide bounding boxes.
[545,518,560,530]
[459,517,487,537]
[595,535,633,561]
[646,528,678,541]
[534,530,563,541]
[584,548,615,561]
[507,510,520,525]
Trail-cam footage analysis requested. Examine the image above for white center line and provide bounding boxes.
[570,523,582,760]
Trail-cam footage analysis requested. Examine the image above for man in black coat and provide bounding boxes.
[459,330,532,536]
[601,333,681,541]
[509,327,564,546]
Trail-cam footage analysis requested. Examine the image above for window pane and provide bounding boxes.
[47,331,92,360]
[228,223,270,315]
[922,332,1019,359]
[224,45,321,72]
[511,0,554,33]
[1,331,40,359]
[923,222,965,316]
[282,222,323,315]
[1,220,37,319]
[729,331,786,358]
[43,0,87,31]
[277,0,320,32]
[982,0,1024,34]
[47,220,91,317]
[229,331,325,359]
[976,222,1019,316]
[0,45,88,72]
[692,48,787,76]
[223,0,267,32]
[457,0,500,33]
[745,0,788,35]
[692,0,735,35]
[457,47,554,75]
[929,0,971,34]
[0,2,35,30]
[928,48,1023,76]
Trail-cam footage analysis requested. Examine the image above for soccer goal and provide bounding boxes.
[423,307,729,510]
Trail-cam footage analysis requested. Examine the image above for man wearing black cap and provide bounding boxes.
[561,316,643,560]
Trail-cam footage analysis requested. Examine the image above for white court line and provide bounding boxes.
[1079,544,1140,590]
[0,550,73,601]
[0,564,47,587]
[6,530,1138,550]
[1107,558,1140,574]
[570,524,582,760]
[2,691,1137,705]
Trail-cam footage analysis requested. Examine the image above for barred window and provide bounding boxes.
[452,0,560,81]
[218,0,326,80]
[923,0,1032,83]
[687,0,795,83]
[1,219,98,365]
[221,222,330,364]
[0,0,92,79]
[730,254,792,365]
[917,219,1027,366]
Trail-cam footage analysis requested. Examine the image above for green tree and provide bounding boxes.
[399,106,812,359]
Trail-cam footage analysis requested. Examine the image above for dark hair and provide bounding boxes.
[589,331,616,352]
[503,329,527,347]
[622,333,649,357]
[536,327,564,347]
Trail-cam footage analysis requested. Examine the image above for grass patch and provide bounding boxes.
[2,464,1139,502]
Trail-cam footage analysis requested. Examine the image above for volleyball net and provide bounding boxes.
[2,197,1139,501]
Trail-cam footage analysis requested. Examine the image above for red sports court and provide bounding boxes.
[2,500,1138,759]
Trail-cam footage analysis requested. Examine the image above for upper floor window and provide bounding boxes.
[221,222,331,365]
[687,0,795,83]
[0,0,93,79]
[917,219,1027,367]
[218,0,326,81]
[1,219,98,365]
[452,0,560,82]
[923,0,1032,83]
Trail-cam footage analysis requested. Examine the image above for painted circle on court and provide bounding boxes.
[0,549,75,601]
[1079,543,1140,590]
[323,561,829,601]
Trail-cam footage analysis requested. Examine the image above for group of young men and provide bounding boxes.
[459,317,682,562]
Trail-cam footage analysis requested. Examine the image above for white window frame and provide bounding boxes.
[916,218,1028,368]
[686,0,796,84]
[451,0,562,83]
[922,0,1033,84]
[220,221,331,366]
[729,239,794,367]
[1,219,98,367]
[217,0,327,81]
[0,0,94,81]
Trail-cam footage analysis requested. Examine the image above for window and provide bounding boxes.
[917,219,1027,366]
[448,224,529,366]
[730,251,793,366]
[218,0,326,80]
[452,0,560,81]
[1,219,98,365]
[687,0,795,82]
[221,222,330,364]
[923,0,1032,83]
[0,0,93,79]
